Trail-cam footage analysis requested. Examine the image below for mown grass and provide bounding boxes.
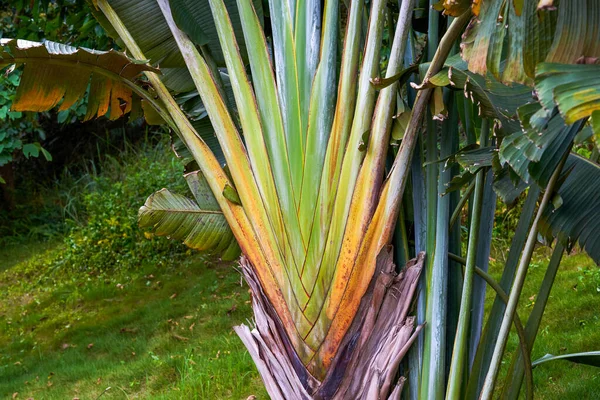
[489,249,600,399]
[0,243,267,399]
[2,240,599,399]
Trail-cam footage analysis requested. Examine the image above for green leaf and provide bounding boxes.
[139,171,240,260]
[169,0,210,47]
[443,170,475,196]
[532,351,600,368]
[7,110,22,119]
[461,0,527,83]
[592,110,600,149]
[96,0,262,93]
[168,0,264,63]
[542,154,600,264]
[391,111,411,141]
[22,143,40,159]
[535,63,600,128]
[40,146,52,162]
[492,166,528,204]
[499,111,583,186]
[370,64,419,90]
[430,87,447,120]
[141,99,165,125]
[358,129,370,152]
[428,56,533,134]
[522,0,557,77]
[544,2,600,65]
[428,67,451,87]
[169,116,225,173]
[455,147,497,173]
[7,72,20,85]
[222,183,241,205]
[57,110,70,123]
[190,118,225,165]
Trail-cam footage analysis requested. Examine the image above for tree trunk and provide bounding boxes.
[236,247,424,399]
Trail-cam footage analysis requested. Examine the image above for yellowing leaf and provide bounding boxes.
[1,39,156,120]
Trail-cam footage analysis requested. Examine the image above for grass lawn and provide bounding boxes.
[489,248,600,399]
[1,240,599,399]
[0,242,267,399]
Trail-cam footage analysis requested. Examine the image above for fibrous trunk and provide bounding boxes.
[236,248,424,399]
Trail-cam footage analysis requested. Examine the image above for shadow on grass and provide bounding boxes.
[0,247,267,399]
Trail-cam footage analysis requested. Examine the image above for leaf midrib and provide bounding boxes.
[151,207,223,215]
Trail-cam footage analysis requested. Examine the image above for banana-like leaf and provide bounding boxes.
[139,171,240,261]
[0,39,156,120]
[455,147,497,173]
[499,110,583,186]
[428,56,532,134]
[461,0,600,84]
[461,0,527,83]
[92,0,261,92]
[532,351,600,368]
[174,74,235,167]
[535,63,600,133]
[451,117,599,265]
[171,117,226,170]
[492,167,528,204]
[169,0,263,62]
[542,154,600,264]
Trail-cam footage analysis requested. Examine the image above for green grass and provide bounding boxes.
[0,242,267,399]
[488,248,600,399]
[2,241,598,399]
[0,240,61,273]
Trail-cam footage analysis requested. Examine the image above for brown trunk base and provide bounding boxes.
[236,247,424,400]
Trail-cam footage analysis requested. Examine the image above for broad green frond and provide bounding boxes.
[542,154,600,264]
[92,0,261,92]
[139,172,240,260]
[428,56,532,133]
[499,110,583,186]
[535,63,600,129]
